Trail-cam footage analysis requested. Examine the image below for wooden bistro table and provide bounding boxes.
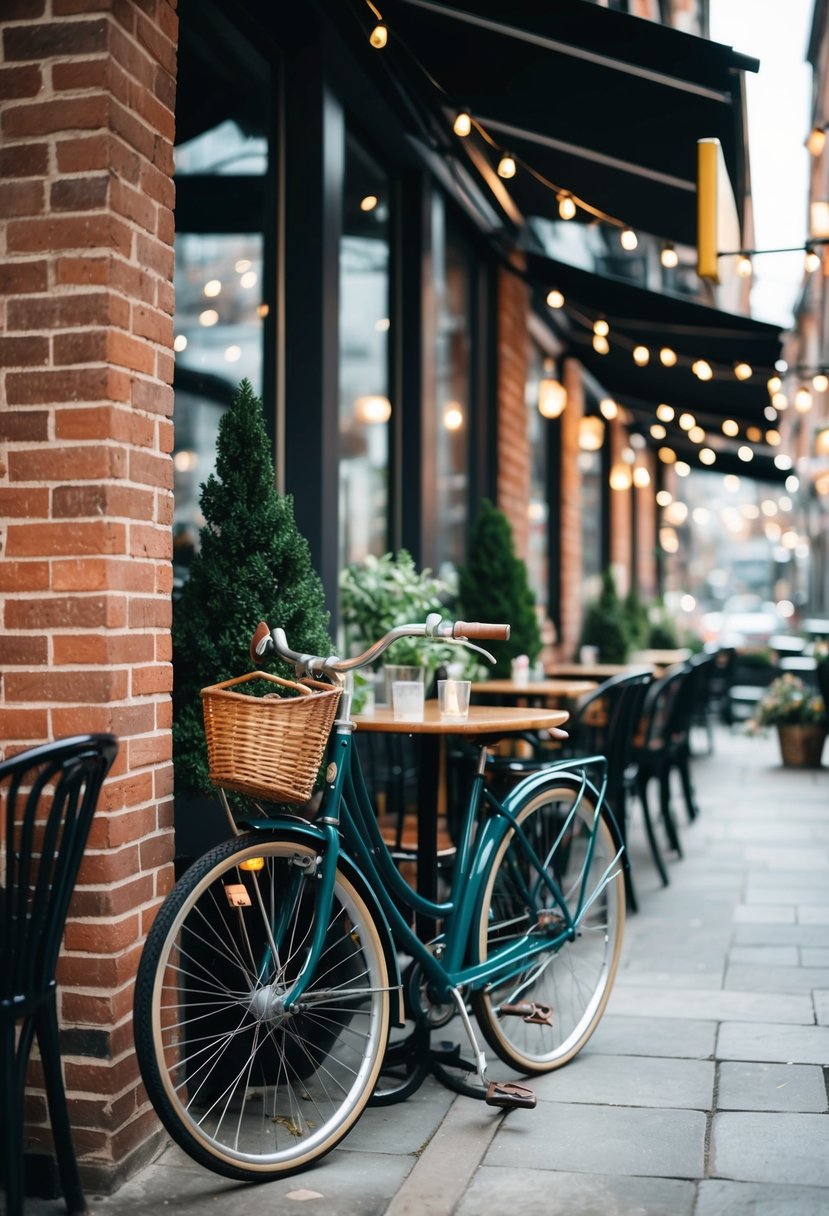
[470,677,597,703]
[353,702,568,938]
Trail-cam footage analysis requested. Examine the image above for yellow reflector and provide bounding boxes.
[239,857,265,872]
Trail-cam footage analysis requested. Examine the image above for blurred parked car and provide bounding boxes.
[700,595,785,648]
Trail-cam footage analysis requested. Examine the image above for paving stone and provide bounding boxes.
[734,904,797,924]
[729,946,799,966]
[815,990,829,1025]
[799,906,829,923]
[717,1061,828,1112]
[587,1015,716,1059]
[744,883,829,906]
[711,1112,829,1185]
[717,1020,829,1064]
[801,947,829,966]
[607,985,814,1024]
[745,846,829,870]
[456,1167,696,1216]
[484,1103,706,1179]
[724,962,829,993]
[734,923,829,946]
[530,1052,713,1109]
[696,1179,829,1215]
[343,1080,455,1154]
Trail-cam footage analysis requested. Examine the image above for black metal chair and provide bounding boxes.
[687,649,719,756]
[0,733,118,1216]
[626,663,699,882]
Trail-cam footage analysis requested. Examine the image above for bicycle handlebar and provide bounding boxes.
[250,615,510,677]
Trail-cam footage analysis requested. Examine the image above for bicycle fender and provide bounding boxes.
[479,764,629,876]
[238,818,404,1024]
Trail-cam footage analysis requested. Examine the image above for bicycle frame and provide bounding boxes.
[241,716,623,1015]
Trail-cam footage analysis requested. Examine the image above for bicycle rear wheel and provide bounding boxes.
[134,832,390,1181]
[470,778,624,1073]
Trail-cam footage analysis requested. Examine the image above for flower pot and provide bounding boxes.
[776,724,826,768]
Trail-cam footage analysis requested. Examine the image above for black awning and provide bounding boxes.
[352,0,757,245]
[523,252,783,427]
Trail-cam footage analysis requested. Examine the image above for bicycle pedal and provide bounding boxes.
[485,1081,537,1110]
[500,1001,554,1027]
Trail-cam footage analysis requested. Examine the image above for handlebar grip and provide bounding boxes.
[453,621,511,641]
[250,621,272,665]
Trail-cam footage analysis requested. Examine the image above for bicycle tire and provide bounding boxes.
[470,777,624,1073]
[134,831,391,1181]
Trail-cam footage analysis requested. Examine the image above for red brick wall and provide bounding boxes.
[0,0,177,1190]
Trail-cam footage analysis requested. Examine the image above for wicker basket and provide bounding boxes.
[201,671,341,804]
[777,724,826,769]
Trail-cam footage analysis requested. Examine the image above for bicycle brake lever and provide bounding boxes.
[442,637,496,665]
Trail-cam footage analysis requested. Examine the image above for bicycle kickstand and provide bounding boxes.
[447,989,537,1111]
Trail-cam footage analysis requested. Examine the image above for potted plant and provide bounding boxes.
[750,673,827,767]
[173,379,334,855]
[458,499,542,679]
[578,568,630,664]
[339,550,469,697]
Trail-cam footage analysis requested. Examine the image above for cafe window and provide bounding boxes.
[172,5,272,591]
[579,410,605,598]
[432,197,472,577]
[338,134,392,569]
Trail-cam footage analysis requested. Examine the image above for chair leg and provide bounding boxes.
[658,768,683,857]
[677,748,699,822]
[637,779,670,888]
[2,1021,30,1216]
[38,1004,87,1216]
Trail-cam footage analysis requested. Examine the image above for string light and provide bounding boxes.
[659,347,677,367]
[537,359,567,419]
[650,423,667,439]
[807,125,827,157]
[620,227,638,251]
[599,397,618,419]
[679,412,696,430]
[632,345,650,366]
[692,359,713,381]
[813,373,829,391]
[699,448,716,465]
[688,426,706,443]
[660,243,679,269]
[497,152,516,179]
[558,194,577,220]
[733,362,753,380]
[546,289,565,309]
[737,446,754,462]
[369,22,388,48]
[805,247,822,273]
[767,375,782,393]
[722,419,740,437]
[772,391,788,409]
[736,255,752,278]
[593,334,610,355]
[794,387,813,412]
[452,110,472,137]
[656,403,675,422]
[593,319,610,338]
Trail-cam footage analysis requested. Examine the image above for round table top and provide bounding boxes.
[471,678,596,698]
[353,703,569,736]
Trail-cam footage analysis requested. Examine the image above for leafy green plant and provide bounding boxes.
[622,584,650,651]
[579,568,629,663]
[173,379,334,797]
[458,499,542,679]
[339,550,465,680]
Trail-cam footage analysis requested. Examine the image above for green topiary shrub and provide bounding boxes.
[172,379,334,797]
[579,568,630,663]
[623,584,650,651]
[458,499,542,678]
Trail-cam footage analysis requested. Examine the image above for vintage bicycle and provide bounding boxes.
[134,615,626,1181]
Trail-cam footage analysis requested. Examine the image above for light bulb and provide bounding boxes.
[369,23,388,48]
[593,335,610,355]
[609,463,633,491]
[807,125,827,156]
[699,448,716,465]
[688,426,706,444]
[813,373,829,392]
[360,194,378,212]
[659,347,677,367]
[593,318,609,337]
[537,377,567,419]
[767,375,782,393]
[558,194,577,220]
[737,446,754,462]
[354,395,392,424]
[632,345,649,366]
[795,387,813,412]
[620,227,638,251]
[736,255,752,277]
[692,359,713,381]
[722,419,739,437]
[599,397,618,419]
[806,248,822,273]
[660,243,679,269]
[633,466,651,488]
[656,403,675,422]
[650,423,666,439]
[497,153,516,179]
[679,412,696,431]
[453,111,472,137]
[658,447,677,464]
[546,289,564,309]
[578,416,605,451]
[733,361,753,381]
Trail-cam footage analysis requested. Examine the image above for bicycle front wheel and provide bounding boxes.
[134,832,391,1181]
[470,778,624,1073]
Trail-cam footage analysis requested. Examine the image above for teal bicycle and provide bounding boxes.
[134,616,626,1181]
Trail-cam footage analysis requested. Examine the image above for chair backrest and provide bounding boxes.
[570,668,653,789]
[637,662,692,749]
[0,734,118,1017]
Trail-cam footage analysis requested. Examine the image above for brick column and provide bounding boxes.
[1,1,177,1191]
[557,358,585,659]
[495,255,530,557]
